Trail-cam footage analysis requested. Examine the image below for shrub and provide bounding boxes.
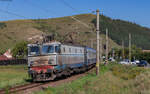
[12,41,28,59]
[110,65,145,80]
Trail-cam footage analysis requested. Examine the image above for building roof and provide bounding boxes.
[3,49,12,59]
[0,55,9,61]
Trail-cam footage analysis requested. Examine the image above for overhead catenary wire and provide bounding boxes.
[25,0,92,29]
[24,0,58,18]
[71,16,90,29]
[57,0,92,29]
[0,8,28,19]
[58,0,80,13]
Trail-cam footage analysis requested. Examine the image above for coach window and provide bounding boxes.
[69,48,71,53]
[75,49,77,53]
[80,49,82,53]
[63,47,65,53]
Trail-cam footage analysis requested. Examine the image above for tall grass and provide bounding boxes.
[35,63,150,94]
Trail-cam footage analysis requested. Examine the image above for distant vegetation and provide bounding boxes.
[0,49,5,55]
[0,22,7,29]
[110,45,150,63]
[11,41,28,59]
[92,15,150,49]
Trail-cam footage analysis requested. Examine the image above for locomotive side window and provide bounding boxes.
[63,47,65,53]
[69,48,71,53]
[55,46,61,53]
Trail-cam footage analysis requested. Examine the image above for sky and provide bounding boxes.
[0,0,149,28]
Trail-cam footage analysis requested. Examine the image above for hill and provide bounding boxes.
[92,15,150,49]
[0,14,150,52]
[0,14,119,52]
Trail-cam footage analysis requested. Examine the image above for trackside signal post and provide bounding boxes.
[96,9,100,75]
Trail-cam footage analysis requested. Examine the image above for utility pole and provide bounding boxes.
[96,9,100,75]
[129,33,131,63]
[122,40,125,60]
[105,28,108,64]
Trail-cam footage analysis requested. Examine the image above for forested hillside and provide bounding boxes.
[92,15,150,49]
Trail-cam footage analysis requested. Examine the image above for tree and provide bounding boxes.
[110,45,142,60]
[12,41,28,59]
[0,49,5,55]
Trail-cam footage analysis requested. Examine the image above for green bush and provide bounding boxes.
[110,65,145,80]
[0,22,7,29]
[12,41,28,59]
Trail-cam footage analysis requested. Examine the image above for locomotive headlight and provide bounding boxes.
[48,59,54,64]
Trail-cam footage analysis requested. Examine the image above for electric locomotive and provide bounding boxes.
[28,41,96,81]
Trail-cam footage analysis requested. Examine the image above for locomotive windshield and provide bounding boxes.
[42,45,54,54]
[29,46,40,56]
[41,45,60,54]
[28,43,61,56]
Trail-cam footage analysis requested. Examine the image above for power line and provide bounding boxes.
[0,8,28,19]
[71,16,90,29]
[25,0,91,29]
[25,0,92,29]
[57,0,92,29]
[24,0,57,18]
[58,0,80,13]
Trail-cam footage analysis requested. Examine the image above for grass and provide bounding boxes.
[0,65,29,89]
[35,63,150,94]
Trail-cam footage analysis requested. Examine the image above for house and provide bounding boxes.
[0,55,9,61]
[0,49,13,61]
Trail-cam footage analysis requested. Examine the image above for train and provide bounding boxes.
[27,41,96,81]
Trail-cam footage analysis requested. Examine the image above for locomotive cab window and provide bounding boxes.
[42,45,54,54]
[28,46,40,56]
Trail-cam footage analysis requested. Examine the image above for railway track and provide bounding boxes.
[0,83,43,94]
[0,67,95,94]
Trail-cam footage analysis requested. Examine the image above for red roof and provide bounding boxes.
[0,55,10,61]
